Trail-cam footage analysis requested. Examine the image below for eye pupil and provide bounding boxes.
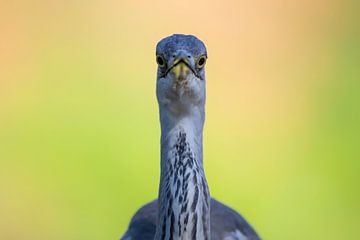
[156,56,165,66]
[197,57,206,67]
[199,58,204,65]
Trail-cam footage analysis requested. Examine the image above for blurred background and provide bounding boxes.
[1,0,359,239]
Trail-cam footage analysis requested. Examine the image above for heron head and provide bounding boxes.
[156,34,207,115]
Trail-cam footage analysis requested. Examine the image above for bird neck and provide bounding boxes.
[155,108,210,240]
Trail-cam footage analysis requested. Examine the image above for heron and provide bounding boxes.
[121,34,260,240]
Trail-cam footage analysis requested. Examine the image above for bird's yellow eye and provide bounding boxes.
[196,56,207,68]
[156,55,166,67]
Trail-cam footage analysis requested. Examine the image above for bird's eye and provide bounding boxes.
[196,56,207,68]
[156,55,166,67]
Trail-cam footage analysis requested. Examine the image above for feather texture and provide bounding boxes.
[121,199,260,240]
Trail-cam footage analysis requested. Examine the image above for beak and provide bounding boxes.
[165,52,197,80]
[172,60,190,81]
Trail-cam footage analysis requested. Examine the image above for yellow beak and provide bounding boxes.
[172,61,190,81]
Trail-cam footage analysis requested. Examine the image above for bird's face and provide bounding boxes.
[156,34,207,115]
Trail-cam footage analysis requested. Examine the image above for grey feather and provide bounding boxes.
[120,199,260,240]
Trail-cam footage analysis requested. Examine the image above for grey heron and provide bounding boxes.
[121,34,260,240]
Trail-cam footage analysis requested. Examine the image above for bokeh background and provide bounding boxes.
[1,0,359,239]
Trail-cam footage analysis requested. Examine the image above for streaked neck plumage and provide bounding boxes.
[155,105,210,240]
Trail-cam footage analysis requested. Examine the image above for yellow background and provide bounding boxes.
[1,0,359,239]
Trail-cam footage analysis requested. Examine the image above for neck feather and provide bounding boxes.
[155,108,210,240]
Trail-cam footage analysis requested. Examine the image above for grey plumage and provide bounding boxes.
[121,34,261,240]
[121,199,260,240]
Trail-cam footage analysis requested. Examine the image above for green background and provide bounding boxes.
[0,1,359,239]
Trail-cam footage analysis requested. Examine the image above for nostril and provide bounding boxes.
[172,55,176,58]
[187,55,191,58]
